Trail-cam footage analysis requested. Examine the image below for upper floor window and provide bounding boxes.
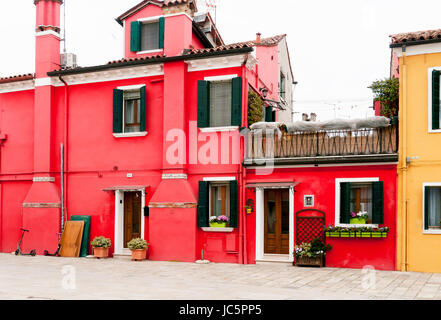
[113,86,147,136]
[430,69,441,131]
[130,17,164,53]
[424,184,441,232]
[280,72,286,100]
[197,76,242,129]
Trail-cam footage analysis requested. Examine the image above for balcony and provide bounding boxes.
[244,124,398,166]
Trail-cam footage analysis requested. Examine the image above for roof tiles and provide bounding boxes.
[390,28,441,45]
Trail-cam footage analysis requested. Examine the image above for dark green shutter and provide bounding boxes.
[229,180,238,228]
[158,17,165,49]
[424,186,430,230]
[265,107,273,122]
[113,89,123,133]
[140,86,147,132]
[340,182,351,224]
[130,21,142,52]
[198,181,209,228]
[197,80,210,128]
[372,181,384,224]
[272,110,276,122]
[231,77,242,126]
[432,70,440,130]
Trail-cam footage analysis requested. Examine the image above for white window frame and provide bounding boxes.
[304,195,314,207]
[136,16,163,54]
[428,67,441,133]
[335,177,380,228]
[422,182,441,235]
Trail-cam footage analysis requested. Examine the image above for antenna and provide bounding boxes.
[63,0,66,53]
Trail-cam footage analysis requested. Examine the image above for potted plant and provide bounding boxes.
[244,205,253,214]
[372,228,383,238]
[209,215,229,228]
[340,227,350,238]
[361,227,373,238]
[379,227,390,238]
[91,236,111,259]
[329,226,341,237]
[127,238,149,261]
[294,238,332,267]
[349,211,368,224]
[323,225,332,237]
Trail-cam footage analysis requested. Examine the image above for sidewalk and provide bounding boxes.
[0,254,440,300]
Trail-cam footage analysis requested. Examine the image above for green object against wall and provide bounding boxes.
[70,216,91,257]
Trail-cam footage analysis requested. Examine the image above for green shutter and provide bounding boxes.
[130,21,142,52]
[231,77,242,126]
[265,106,273,122]
[340,182,351,224]
[432,70,440,130]
[229,180,238,228]
[272,110,276,122]
[372,181,384,224]
[424,186,430,230]
[113,89,123,133]
[197,80,210,128]
[158,17,165,49]
[140,86,147,132]
[198,181,209,228]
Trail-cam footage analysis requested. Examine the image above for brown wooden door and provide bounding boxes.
[264,189,290,254]
[124,191,142,248]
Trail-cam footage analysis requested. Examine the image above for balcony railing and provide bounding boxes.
[244,124,398,165]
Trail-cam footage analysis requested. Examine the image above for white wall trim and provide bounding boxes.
[117,84,146,91]
[422,182,441,235]
[35,30,61,38]
[201,227,235,233]
[204,74,238,82]
[34,77,52,87]
[185,54,246,72]
[136,49,164,55]
[113,132,148,138]
[114,189,146,255]
[393,43,441,58]
[255,186,294,263]
[162,173,188,180]
[0,80,34,94]
[137,12,192,24]
[245,162,399,170]
[335,177,380,228]
[203,177,236,182]
[428,67,441,133]
[200,126,239,133]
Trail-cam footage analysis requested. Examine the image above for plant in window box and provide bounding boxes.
[209,215,229,228]
[329,226,341,238]
[349,211,368,225]
[348,227,357,238]
[360,227,373,238]
[127,238,149,261]
[90,236,111,259]
[294,238,332,267]
[339,227,350,238]
[378,227,390,238]
[323,225,332,237]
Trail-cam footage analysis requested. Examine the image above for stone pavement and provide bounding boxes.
[1,253,441,300]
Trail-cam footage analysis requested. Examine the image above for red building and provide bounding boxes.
[0,0,398,270]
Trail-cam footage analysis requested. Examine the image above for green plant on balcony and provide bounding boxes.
[248,89,264,127]
[368,77,399,118]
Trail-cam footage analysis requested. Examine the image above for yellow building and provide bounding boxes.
[391,29,441,273]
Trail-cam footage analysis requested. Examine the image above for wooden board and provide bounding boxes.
[59,221,84,257]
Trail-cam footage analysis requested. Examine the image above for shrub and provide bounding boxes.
[368,77,399,118]
[127,238,148,250]
[248,89,264,127]
[90,236,111,248]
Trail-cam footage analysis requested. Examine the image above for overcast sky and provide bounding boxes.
[1,0,440,120]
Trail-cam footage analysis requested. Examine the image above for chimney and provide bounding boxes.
[256,32,261,44]
[34,0,63,77]
[310,113,317,122]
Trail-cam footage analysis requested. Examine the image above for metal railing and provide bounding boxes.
[246,124,398,161]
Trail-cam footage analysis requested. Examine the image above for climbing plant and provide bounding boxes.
[368,77,399,118]
[248,88,264,127]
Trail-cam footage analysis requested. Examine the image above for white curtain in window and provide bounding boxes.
[210,81,232,127]
[141,22,159,51]
[428,187,441,227]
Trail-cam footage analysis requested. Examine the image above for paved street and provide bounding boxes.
[1,253,441,300]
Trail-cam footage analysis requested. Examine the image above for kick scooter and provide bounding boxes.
[15,228,36,256]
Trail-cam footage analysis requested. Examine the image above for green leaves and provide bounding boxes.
[368,77,399,118]
[247,89,264,127]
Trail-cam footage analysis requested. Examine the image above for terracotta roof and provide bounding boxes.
[106,54,166,66]
[390,28,441,45]
[0,74,34,84]
[116,0,197,25]
[184,34,286,55]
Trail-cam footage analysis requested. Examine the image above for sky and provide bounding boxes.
[1,0,441,120]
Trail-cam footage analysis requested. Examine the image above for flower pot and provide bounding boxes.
[131,249,147,261]
[381,232,388,238]
[93,247,109,259]
[361,232,372,238]
[350,218,367,225]
[329,232,340,237]
[340,232,350,238]
[295,255,324,268]
[210,222,227,228]
[349,232,356,238]
[325,232,330,237]
[372,232,382,238]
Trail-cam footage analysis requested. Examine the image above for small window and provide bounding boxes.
[141,22,159,51]
[209,183,230,221]
[349,183,373,224]
[431,69,441,131]
[124,90,141,133]
[209,81,232,127]
[280,72,286,100]
[424,186,441,231]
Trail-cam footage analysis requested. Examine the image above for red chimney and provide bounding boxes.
[256,32,261,44]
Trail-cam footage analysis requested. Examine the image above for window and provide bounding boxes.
[430,69,441,131]
[197,77,242,129]
[130,18,164,52]
[337,179,384,226]
[424,185,441,232]
[197,180,238,228]
[113,86,147,135]
[280,72,286,100]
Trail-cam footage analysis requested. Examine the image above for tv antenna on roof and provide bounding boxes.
[62,0,66,53]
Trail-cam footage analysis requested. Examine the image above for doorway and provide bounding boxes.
[123,191,142,248]
[264,189,290,254]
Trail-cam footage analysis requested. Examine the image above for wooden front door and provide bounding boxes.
[264,189,290,254]
[124,191,142,248]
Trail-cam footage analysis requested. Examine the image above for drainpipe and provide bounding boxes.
[59,75,68,231]
[400,46,408,272]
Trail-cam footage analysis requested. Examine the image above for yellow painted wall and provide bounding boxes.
[397,50,441,273]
